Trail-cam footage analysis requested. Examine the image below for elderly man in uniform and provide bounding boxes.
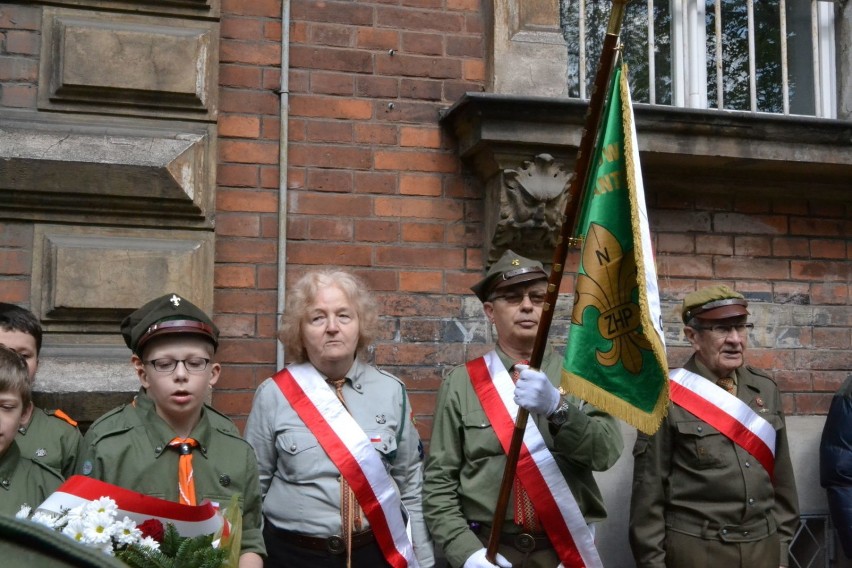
[629,285,799,568]
[423,250,623,568]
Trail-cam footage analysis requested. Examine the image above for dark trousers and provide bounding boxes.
[263,520,391,568]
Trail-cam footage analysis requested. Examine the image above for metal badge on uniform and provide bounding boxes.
[82,460,93,476]
[35,448,47,458]
[754,396,768,412]
[219,474,231,487]
[375,414,386,424]
[17,426,26,434]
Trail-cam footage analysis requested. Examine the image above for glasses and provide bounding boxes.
[693,323,754,337]
[144,357,211,374]
[489,291,547,306]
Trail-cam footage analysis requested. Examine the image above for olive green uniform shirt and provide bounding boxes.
[629,356,800,567]
[17,406,83,479]
[78,390,265,557]
[423,345,624,568]
[0,441,63,517]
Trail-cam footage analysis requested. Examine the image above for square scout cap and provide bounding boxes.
[681,284,750,324]
[470,249,548,302]
[121,293,219,355]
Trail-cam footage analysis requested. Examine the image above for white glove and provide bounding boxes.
[514,365,561,416]
[463,547,512,568]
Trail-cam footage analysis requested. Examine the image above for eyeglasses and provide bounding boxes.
[144,358,211,374]
[693,323,754,337]
[489,291,547,306]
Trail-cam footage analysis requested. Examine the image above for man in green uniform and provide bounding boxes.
[78,293,265,567]
[0,345,63,517]
[423,250,624,568]
[629,285,799,568]
[1,303,83,479]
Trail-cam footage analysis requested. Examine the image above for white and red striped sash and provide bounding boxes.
[467,351,601,568]
[273,364,418,568]
[37,475,223,537]
[669,368,776,477]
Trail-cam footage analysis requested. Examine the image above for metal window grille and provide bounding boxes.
[561,0,837,118]
[790,514,832,568]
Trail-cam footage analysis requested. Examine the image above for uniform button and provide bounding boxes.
[721,529,727,535]
[743,530,749,536]
[290,444,297,451]
[748,498,755,505]
[745,461,751,468]
[1,479,8,488]
[355,384,362,390]
[382,444,388,451]
[697,426,703,432]
[481,423,487,427]
[155,445,163,453]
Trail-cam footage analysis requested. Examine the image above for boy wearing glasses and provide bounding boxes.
[79,293,265,567]
[423,250,623,568]
[629,285,799,568]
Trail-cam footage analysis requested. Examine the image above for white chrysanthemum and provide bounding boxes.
[89,497,118,517]
[139,536,160,551]
[113,516,142,546]
[31,511,60,529]
[62,517,88,542]
[16,505,32,519]
[82,511,114,545]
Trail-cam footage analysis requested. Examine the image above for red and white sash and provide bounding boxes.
[37,476,223,537]
[273,364,418,568]
[669,368,776,477]
[467,351,601,568]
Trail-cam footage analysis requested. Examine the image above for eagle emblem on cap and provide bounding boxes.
[511,259,520,266]
[170,294,181,307]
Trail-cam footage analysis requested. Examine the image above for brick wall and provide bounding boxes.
[1,1,850,441]
[211,0,850,440]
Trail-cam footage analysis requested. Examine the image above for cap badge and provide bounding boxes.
[170,294,181,307]
[511,259,520,266]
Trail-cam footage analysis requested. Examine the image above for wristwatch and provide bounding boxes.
[547,397,572,426]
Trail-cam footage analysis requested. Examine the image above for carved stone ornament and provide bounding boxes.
[489,153,573,264]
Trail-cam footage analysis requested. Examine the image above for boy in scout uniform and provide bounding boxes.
[0,303,83,479]
[78,293,265,567]
[0,345,63,516]
[423,250,623,568]
[629,285,799,568]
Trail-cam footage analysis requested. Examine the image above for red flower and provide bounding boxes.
[138,518,165,542]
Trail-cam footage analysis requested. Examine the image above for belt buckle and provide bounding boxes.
[514,532,536,553]
[326,535,345,555]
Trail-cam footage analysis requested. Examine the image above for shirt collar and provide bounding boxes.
[134,389,212,458]
[0,442,22,491]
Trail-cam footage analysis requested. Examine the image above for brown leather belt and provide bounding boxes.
[499,532,552,554]
[272,528,375,555]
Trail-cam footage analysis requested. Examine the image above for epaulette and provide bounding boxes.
[46,408,78,427]
[745,365,775,382]
[204,404,243,437]
[376,367,406,388]
[85,404,130,433]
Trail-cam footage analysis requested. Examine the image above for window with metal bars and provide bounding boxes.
[560,0,837,117]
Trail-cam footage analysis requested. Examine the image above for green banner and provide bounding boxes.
[561,65,669,435]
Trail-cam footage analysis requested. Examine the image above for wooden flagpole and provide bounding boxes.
[486,0,629,562]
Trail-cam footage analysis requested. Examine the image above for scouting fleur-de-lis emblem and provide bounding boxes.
[571,223,651,373]
[170,294,181,307]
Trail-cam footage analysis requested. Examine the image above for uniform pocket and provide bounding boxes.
[275,430,325,479]
[674,420,729,469]
[461,409,502,461]
[365,428,398,466]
